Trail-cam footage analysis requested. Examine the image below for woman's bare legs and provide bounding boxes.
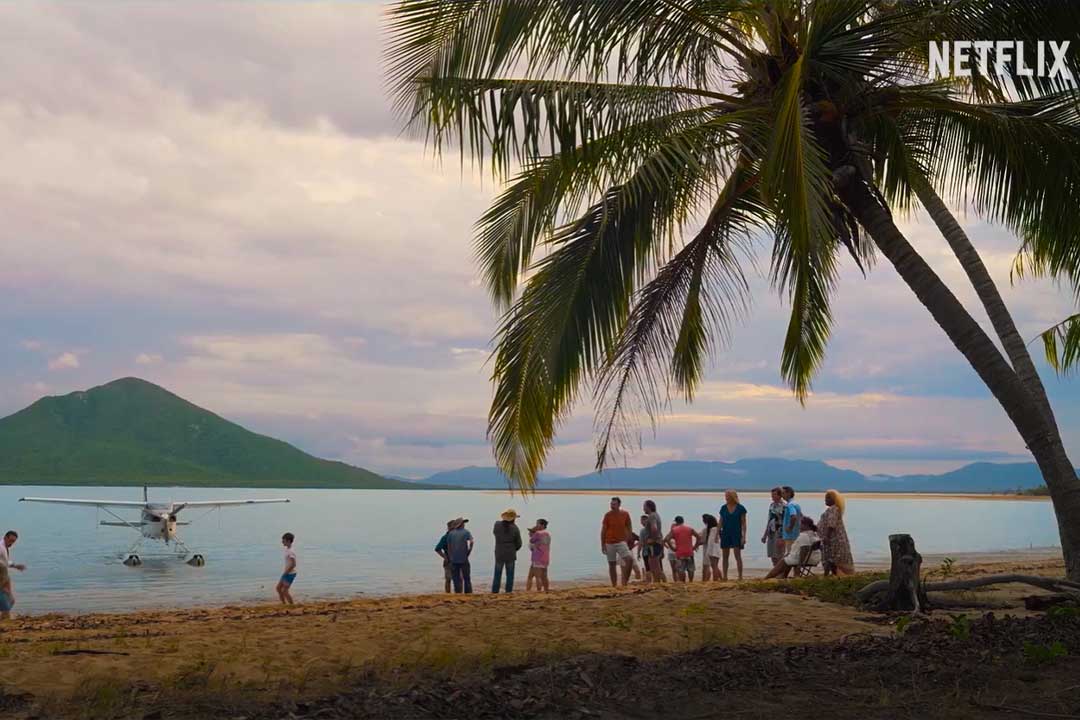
[733,548,744,581]
[721,547,730,581]
[709,556,721,581]
[764,558,792,579]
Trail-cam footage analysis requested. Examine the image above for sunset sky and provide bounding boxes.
[2,2,1078,479]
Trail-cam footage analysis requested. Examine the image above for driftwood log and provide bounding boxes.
[856,538,1080,611]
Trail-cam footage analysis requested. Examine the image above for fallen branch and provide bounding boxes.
[858,574,1080,606]
[927,575,1080,594]
[51,649,130,656]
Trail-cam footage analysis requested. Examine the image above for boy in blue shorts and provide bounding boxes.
[277,532,297,605]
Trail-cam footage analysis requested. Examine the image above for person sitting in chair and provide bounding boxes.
[764,516,820,579]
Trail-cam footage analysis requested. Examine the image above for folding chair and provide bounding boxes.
[794,540,823,577]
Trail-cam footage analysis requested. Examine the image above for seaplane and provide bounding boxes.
[19,487,290,566]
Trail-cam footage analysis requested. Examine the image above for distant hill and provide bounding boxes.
[421,466,566,489]
[0,377,427,489]
[418,458,1068,493]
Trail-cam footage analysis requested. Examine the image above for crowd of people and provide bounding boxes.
[0,488,856,615]
[433,487,855,594]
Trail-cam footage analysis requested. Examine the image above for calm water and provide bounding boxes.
[0,486,1060,614]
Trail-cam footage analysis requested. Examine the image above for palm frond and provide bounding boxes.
[761,51,838,401]
[883,87,1080,263]
[475,103,757,306]
[1037,313,1080,375]
[408,74,740,183]
[904,0,1080,100]
[594,167,762,469]
[385,0,751,112]
[486,117,741,488]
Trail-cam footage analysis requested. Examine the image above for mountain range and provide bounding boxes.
[0,378,1065,493]
[0,377,428,489]
[418,458,1059,493]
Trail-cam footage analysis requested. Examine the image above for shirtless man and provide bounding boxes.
[276,532,298,605]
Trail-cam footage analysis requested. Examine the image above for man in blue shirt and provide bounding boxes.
[434,520,455,593]
[781,487,802,552]
[437,517,474,594]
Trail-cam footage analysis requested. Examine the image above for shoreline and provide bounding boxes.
[0,553,1067,718]
[10,546,1063,618]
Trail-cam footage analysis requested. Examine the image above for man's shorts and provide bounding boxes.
[280,573,297,586]
[0,592,12,612]
[443,560,452,579]
[603,542,632,564]
[678,556,696,575]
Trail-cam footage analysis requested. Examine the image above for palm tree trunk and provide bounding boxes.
[913,178,1059,426]
[841,179,1080,581]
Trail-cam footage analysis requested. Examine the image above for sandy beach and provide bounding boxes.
[0,551,1070,718]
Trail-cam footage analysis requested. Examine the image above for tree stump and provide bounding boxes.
[883,533,930,612]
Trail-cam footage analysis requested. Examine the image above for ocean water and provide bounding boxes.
[0,486,1061,614]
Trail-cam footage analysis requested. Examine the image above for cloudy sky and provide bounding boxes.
[2,3,1077,479]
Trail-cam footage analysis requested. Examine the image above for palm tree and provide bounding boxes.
[1017,232,1080,375]
[386,0,1080,579]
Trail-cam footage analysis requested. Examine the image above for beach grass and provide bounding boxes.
[742,571,890,606]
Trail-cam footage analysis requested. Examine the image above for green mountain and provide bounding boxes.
[0,377,423,489]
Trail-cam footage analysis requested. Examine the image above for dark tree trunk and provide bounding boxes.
[914,178,1060,426]
[884,534,930,612]
[839,177,1080,582]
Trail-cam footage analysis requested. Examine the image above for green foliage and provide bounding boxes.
[0,378,422,489]
[1022,485,1051,496]
[387,0,1080,490]
[895,615,913,635]
[602,611,634,631]
[744,572,889,606]
[1037,313,1080,375]
[1047,605,1080,620]
[927,556,957,583]
[946,614,972,641]
[1022,640,1068,665]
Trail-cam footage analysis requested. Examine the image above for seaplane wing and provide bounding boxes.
[174,498,290,508]
[19,497,148,508]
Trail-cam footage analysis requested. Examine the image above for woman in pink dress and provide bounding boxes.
[526,519,551,592]
[819,490,854,575]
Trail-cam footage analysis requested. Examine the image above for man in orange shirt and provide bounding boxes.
[600,497,634,587]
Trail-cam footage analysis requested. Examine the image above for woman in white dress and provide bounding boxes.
[699,513,722,581]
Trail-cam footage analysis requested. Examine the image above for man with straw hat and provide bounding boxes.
[440,517,473,594]
[492,509,522,593]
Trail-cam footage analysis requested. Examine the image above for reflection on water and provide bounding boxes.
[1,486,1060,614]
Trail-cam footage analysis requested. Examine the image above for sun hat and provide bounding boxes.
[450,517,468,529]
[500,508,519,520]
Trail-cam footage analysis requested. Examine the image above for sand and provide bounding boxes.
[0,554,1067,715]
